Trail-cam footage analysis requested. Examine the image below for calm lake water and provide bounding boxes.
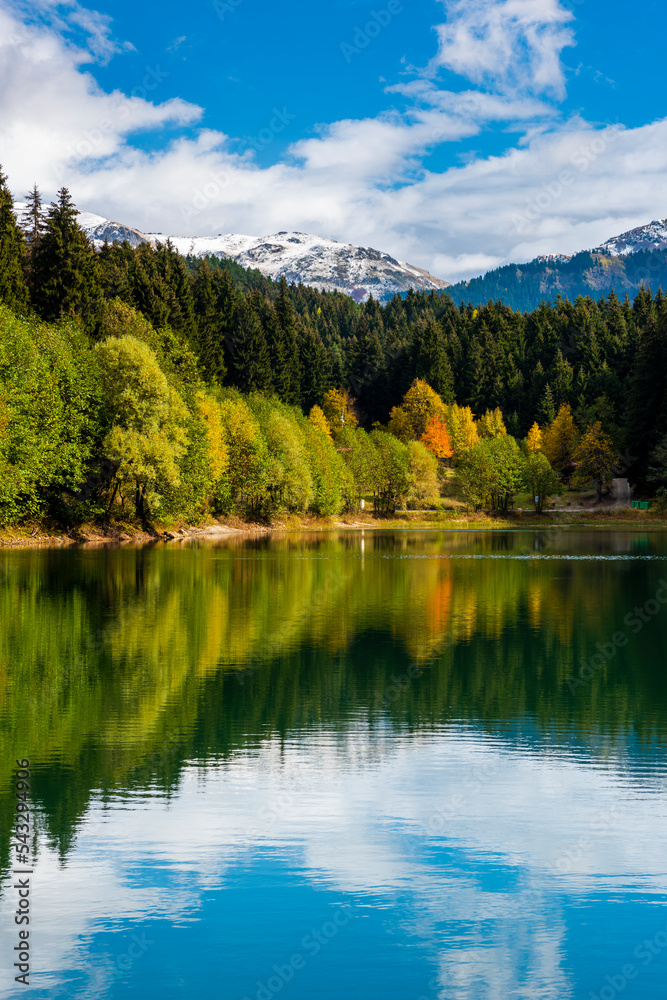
[1,529,667,999]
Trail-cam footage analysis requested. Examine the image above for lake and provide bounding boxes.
[1,529,667,999]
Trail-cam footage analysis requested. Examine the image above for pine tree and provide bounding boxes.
[155,239,197,340]
[276,276,302,405]
[537,383,556,425]
[626,300,667,487]
[0,168,29,314]
[347,316,386,421]
[192,260,226,383]
[411,319,454,403]
[31,187,103,332]
[22,184,47,250]
[299,324,330,411]
[231,293,273,394]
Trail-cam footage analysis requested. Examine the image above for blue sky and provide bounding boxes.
[1,0,667,279]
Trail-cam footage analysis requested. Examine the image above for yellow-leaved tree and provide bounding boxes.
[542,404,578,476]
[445,403,479,462]
[388,379,446,441]
[526,422,543,453]
[476,407,507,439]
[572,421,617,501]
[308,404,333,440]
[322,388,358,435]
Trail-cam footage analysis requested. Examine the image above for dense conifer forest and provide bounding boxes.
[1,172,666,528]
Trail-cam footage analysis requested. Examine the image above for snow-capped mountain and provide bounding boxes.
[141,229,450,302]
[13,202,449,302]
[593,218,667,256]
[14,204,149,249]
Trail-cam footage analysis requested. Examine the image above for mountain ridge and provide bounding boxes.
[13,203,450,303]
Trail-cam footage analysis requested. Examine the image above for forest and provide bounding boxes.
[1,173,666,529]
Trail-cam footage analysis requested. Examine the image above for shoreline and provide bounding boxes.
[1,511,667,550]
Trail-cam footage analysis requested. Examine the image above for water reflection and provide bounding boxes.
[0,531,666,999]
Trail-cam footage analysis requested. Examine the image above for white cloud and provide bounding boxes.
[1,1,666,284]
[432,0,576,99]
[2,728,666,997]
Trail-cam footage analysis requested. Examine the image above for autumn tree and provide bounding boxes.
[388,379,445,441]
[572,421,617,501]
[308,405,332,440]
[322,387,358,435]
[526,422,543,453]
[542,403,578,477]
[445,403,479,462]
[421,415,453,461]
[476,407,507,439]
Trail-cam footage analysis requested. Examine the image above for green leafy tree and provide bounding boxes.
[407,440,440,502]
[370,430,410,515]
[522,450,561,513]
[0,305,103,524]
[218,392,271,516]
[96,335,189,522]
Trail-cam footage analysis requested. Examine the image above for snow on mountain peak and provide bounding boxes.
[593,218,667,256]
[12,201,449,302]
[139,228,449,301]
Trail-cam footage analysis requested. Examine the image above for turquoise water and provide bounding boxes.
[1,530,667,999]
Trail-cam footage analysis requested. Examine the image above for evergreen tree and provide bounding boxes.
[537,383,556,425]
[299,324,330,411]
[31,187,103,332]
[276,276,302,405]
[192,260,227,383]
[0,168,29,314]
[155,240,197,340]
[347,316,387,422]
[22,183,47,250]
[626,301,667,487]
[411,319,454,403]
[230,293,273,394]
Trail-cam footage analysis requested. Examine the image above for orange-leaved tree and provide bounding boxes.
[421,415,453,461]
